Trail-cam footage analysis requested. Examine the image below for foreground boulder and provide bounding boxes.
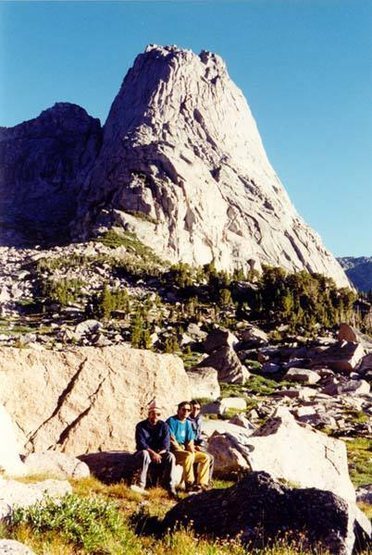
[23,452,90,479]
[208,408,356,502]
[0,540,36,554]
[163,472,371,555]
[0,478,71,520]
[0,345,190,454]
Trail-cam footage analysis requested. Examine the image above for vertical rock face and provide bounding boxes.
[74,45,348,287]
[0,103,102,246]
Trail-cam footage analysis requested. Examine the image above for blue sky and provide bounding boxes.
[0,0,371,257]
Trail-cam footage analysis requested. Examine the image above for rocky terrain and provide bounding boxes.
[1,45,349,287]
[0,239,371,552]
[339,257,372,292]
[0,43,370,555]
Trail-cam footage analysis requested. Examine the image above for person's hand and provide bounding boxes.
[151,452,162,464]
[195,445,202,452]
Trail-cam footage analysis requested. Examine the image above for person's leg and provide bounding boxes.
[160,452,178,498]
[160,451,177,492]
[173,449,195,485]
[193,451,210,486]
[133,449,151,489]
[208,452,214,482]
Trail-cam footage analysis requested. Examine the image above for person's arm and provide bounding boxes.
[185,420,195,452]
[136,423,161,462]
[194,415,204,451]
[166,418,182,450]
[135,423,149,451]
[158,422,171,454]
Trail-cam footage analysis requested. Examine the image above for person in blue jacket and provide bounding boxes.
[166,401,210,492]
[131,402,177,499]
[188,399,214,482]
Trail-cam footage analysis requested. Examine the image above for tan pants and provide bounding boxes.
[172,445,210,486]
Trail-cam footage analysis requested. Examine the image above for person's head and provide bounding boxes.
[190,400,201,418]
[177,401,192,421]
[148,407,161,425]
[147,401,161,425]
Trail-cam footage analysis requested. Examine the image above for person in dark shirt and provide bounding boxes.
[131,402,177,499]
[188,399,214,482]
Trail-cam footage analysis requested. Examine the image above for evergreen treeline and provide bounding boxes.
[164,263,359,334]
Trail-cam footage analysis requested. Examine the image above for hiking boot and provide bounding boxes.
[200,483,212,491]
[167,488,179,500]
[186,483,202,494]
[185,482,195,493]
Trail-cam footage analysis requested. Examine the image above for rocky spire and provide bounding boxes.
[73,45,348,286]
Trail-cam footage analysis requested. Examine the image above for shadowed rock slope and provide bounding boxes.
[0,103,102,246]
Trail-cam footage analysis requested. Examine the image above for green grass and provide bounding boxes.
[346,437,372,488]
[97,229,161,262]
[2,475,354,554]
[220,374,282,398]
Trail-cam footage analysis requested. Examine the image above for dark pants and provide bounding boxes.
[134,450,176,490]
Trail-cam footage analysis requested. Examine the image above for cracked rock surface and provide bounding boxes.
[0,345,190,454]
[73,45,349,287]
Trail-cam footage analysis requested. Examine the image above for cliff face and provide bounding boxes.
[73,45,349,287]
[0,103,102,246]
[0,46,349,287]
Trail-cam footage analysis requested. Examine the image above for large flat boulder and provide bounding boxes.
[208,408,356,502]
[0,345,190,455]
[163,472,371,555]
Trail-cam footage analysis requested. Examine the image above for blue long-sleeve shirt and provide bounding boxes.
[188,413,205,447]
[135,419,170,452]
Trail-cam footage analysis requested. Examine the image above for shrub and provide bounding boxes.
[8,494,140,553]
[40,277,85,306]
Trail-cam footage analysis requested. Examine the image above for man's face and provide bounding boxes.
[190,403,201,418]
[177,404,191,420]
[148,409,161,425]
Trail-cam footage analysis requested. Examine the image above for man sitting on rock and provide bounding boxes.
[188,399,214,483]
[166,401,210,493]
[131,401,178,499]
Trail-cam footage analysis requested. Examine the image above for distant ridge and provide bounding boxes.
[338,257,372,292]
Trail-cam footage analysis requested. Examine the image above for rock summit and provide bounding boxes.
[1,45,349,286]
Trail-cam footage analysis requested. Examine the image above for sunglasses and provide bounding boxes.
[180,407,191,412]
